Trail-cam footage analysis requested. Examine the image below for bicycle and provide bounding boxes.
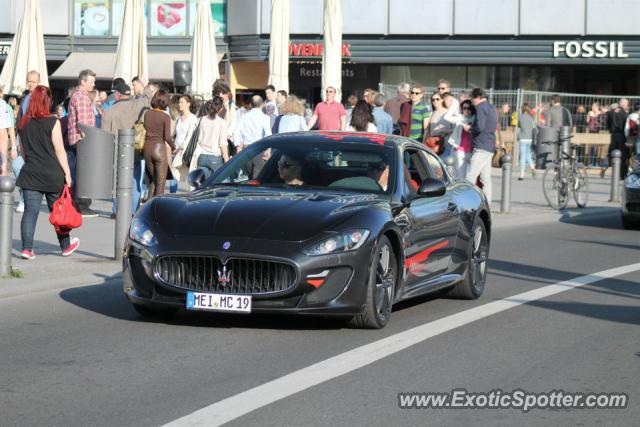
[542,140,589,210]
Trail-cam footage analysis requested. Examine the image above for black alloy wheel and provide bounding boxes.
[448,218,488,299]
[350,235,397,329]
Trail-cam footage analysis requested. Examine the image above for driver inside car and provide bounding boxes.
[278,154,305,186]
[367,161,390,191]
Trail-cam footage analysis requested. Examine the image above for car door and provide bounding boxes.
[401,148,460,291]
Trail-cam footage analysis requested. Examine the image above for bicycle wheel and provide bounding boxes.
[572,165,589,208]
[543,165,569,210]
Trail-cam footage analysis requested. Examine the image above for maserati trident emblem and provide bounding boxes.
[223,241,231,250]
[217,261,232,285]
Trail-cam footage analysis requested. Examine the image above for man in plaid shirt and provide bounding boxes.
[67,69,97,217]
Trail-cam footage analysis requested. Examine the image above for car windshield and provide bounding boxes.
[205,139,396,194]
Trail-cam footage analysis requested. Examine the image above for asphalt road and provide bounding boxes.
[1,212,638,427]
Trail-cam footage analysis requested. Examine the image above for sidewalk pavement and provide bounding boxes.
[0,167,625,297]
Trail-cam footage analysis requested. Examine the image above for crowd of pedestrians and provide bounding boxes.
[1,72,507,259]
[10,69,639,262]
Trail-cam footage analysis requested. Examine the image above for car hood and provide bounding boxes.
[152,188,386,241]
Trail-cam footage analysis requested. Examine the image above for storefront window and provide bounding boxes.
[111,0,124,36]
[74,0,226,37]
[189,0,227,36]
[74,1,110,36]
[149,1,188,36]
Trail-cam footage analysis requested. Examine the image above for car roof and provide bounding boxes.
[262,131,408,148]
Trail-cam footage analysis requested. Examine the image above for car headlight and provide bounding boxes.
[129,218,158,246]
[625,174,640,189]
[304,229,370,256]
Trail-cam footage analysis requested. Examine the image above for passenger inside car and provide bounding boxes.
[277,154,304,186]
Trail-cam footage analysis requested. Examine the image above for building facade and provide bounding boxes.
[1,0,640,103]
[0,0,228,98]
[226,0,640,102]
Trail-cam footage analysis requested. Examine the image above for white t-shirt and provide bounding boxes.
[0,100,11,129]
[174,114,198,150]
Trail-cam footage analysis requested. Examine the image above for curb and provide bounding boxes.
[0,263,121,300]
[492,205,620,229]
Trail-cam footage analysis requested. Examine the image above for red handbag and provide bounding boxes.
[49,185,83,232]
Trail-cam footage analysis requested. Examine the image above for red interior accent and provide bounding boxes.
[307,279,325,288]
[410,179,419,190]
[246,180,260,185]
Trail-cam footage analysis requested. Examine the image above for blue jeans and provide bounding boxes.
[636,140,640,162]
[197,154,223,180]
[168,178,178,193]
[112,157,146,216]
[518,140,535,174]
[11,154,25,204]
[21,188,71,251]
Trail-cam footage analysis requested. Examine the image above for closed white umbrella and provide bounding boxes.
[268,0,289,93]
[114,0,148,85]
[0,0,48,95]
[191,0,219,99]
[321,0,342,102]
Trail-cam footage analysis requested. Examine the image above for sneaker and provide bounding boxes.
[15,203,24,213]
[81,209,98,218]
[518,177,524,181]
[62,237,80,257]
[21,250,35,260]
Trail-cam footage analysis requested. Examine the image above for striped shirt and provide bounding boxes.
[409,103,431,142]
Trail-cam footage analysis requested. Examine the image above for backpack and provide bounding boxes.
[134,107,149,153]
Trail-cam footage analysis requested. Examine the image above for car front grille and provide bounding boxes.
[154,256,296,295]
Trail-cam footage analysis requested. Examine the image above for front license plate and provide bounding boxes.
[186,292,252,313]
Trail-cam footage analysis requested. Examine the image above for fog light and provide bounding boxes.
[306,270,330,288]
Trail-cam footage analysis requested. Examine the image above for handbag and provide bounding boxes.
[182,117,202,166]
[49,185,82,231]
[492,147,506,168]
[134,107,149,153]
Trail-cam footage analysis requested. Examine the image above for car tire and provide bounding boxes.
[621,214,640,230]
[349,235,397,329]
[132,303,178,319]
[448,218,488,299]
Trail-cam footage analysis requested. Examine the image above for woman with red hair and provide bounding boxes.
[16,85,79,259]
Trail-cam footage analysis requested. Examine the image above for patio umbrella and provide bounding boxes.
[267,0,289,93]
[114,0,148,85]
[0,0,48,95]
[191,0,219,98]
[321,0,342,102]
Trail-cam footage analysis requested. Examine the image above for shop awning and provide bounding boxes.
[51,52,224,81]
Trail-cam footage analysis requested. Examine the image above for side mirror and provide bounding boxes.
[417,178,446,197]
[188,169,206,190]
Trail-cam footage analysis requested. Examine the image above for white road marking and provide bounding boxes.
[163,263,640,427]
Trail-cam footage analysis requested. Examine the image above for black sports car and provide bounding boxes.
[123,131,491,328]
[621,165,640,229]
